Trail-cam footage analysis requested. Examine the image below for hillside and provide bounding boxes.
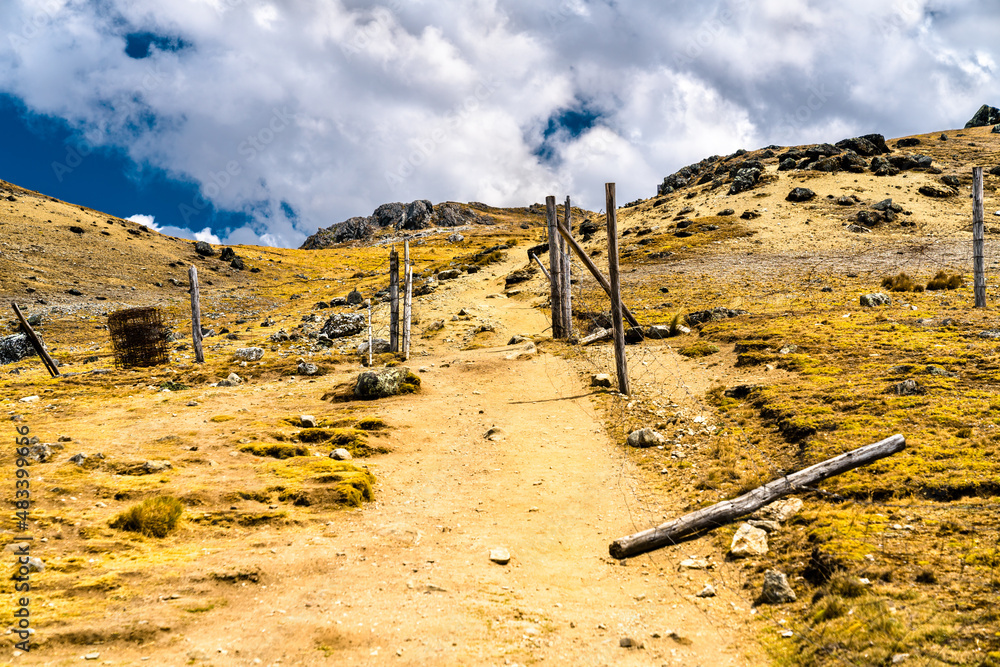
[1,121,1000,666]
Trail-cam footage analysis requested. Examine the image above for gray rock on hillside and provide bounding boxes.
[321,313,365,338]
[354,367,421,399]
[0,333,37,365]
[759,569,797,604]
[965,104,1000,128]
[403,200,434,229]
[860,292,891,307]
[627,428,665,448]
[194,241,216,256]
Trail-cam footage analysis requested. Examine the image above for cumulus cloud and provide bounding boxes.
[126,213,160,231]
[2,0,999,247]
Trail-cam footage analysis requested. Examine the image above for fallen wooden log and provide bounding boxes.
[609,433,905,559]
[580,328,612,346]
[10,301,60,377]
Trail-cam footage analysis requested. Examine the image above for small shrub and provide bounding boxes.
[356,416,387,431]
[927,270,964,290]
[828,573,868,599]
[668,313,683,336]
[110,496,183,537]
[811,595,848,623]
[881,273,915,292]
[915,568,938,584]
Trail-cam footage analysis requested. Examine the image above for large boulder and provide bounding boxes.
[835,135,886,157]
[786,187,816,202]
[403,200,434,230]
[320,313,365,338]
[194,241,216,256]
[0,333,37,365]
[354,367,421,399]
[965,104,1000,128]
[372,202,407,228]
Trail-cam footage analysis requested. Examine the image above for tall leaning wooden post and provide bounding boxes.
[562,196,573,338]
[973,166,986,308]
[545,196,565,338]
[389,247,400,352]
[605,183,630,396]
[189,265,204,363]
[402,241,413,360]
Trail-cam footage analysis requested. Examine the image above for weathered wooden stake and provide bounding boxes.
[609,434,906,559]
[546,196,566,338]
[562,196,573,338]
[605,183,629,395]
[973,166,986,308]
[10,302,60,377]
[531,253,551,282]
[189,266,204,364]
[554,221,641,330]
[403,265,413,361]
[389,247,400,352]
[367,301,373,367]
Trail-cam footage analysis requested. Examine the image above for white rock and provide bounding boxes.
[330,448,352,461]
[234,347,264,361]
[19,396,39,403]
[730,523,768,558]
[696,584,717,598]
[300,415,317,428]
[489,548,511,565]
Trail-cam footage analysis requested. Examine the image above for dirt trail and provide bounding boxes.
[20,250,752,666]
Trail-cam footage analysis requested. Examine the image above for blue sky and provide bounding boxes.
[1,0,998,248]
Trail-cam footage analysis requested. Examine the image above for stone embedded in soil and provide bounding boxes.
[591,374,613,388]
[218,373,243,387]
[330,448,352,461]
[619,637,643,648]
[626,428,665,448]
[729,523,769,558]
[678,558,713,570]
[860,292,891,307]
[786,187,816,202]
[489,548,511,565]
[297,361,319,376]
[234,347,264,361]
[759,569,797,604]
[300,415,317,428]
[354,367,421,399]
[754,498,803,523]
[696,584,717,598]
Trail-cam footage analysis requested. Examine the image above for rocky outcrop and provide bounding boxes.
[0,333,36,365]
[300,200,495,248]
[354,367,421,399]
[965,104,1000,128]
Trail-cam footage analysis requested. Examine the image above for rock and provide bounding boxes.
[26,444,53,463]
[330,448,352,461]
[194,241,216,256]
[727,166,762,195]
[489,548,511,565]
[730,523,769,558]
[835,195,855,206]
[926,364,955,377]
[321,313,365,338]
[740,210,761,220]
[993,125,1000,134]
[646,324,686,338]
[297,362,319,376]
[717,208,735,216]
[856,210,881,227]
[685,307,748,326]
[889,379,924,396]
[346,289,364,305]
[504,342,536,360]
[626,428,665,448]
[372,202,407,228]
[941,175,960,188]
[679,558,712,570]
[300,415,317,428]
[860,292,891,307]
[0,333,37,365]
[756,498,804,523]
[437,268,461,281]
[619,637,642,649]
[234,347,264,362]
[484,427,505,441]
[447,233,464,243]
[759,569,796,604]
[786,187,816,203]
[778,158,797,171]
[231,257,245,270]
[402,200,434,230]
[846,224,870,233]
[748,519,781,533]
[69,453,87,465]
[872,198,895,211]
[724,384,760,399]
[357,338,391,355]
[811,156,840,172]
[218,373,243,387]
[83,652,100,661]
[507,334,530,345]
[896,137,921,148]
[219,247,236,261]
[591,374,613,388]
[354,367,421,399]
[67,288,83,296]
[835,136,886,156]
[892,654,911,664]
[696,584,717,598]
[964,104,1000,128]
[19,395,39,403]
[918,184,957,198]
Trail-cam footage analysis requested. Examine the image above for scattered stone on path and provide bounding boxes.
[696,584,717,598]
[489,548,511,565]
[297,361,319,376]
[678,557,713,570]
[330,448,352,461]
[626,428,665,448]
[591,374,613,388]
[83,652,100,661]
[730,523,769,558]
[759,569,797,604]
[504,342,536,360]
[619,636,643,649]
[218,373,243,387]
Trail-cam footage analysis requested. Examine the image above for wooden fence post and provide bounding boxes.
[546,196,565,338]
[562,196,573,338]
[10,302,60,377]
[367,301,373,367]
[189,266,204,363]
[389,247,400,352]
[403,241,413,361]
[531,253,551,282]
[973,166,986,308]
[605,183,630,396]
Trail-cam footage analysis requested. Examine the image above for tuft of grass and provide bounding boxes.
[678,341,719,358]
[109,496,183,537]
[356,416,387,431]
[238,443,310,459]
[926,270,964,290]
[881,272,921,292]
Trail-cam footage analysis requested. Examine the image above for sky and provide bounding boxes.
[0,0,998,249]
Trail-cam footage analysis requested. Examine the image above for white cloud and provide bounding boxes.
[126,213,160,231]
[2,0,999,246]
